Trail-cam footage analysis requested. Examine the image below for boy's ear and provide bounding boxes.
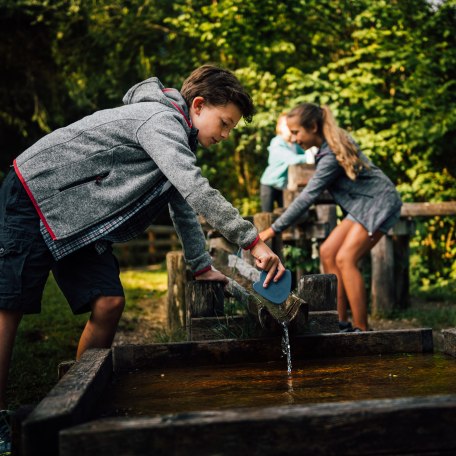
[191,96,205,114]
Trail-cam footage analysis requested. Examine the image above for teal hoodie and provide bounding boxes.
[260,136,307,189]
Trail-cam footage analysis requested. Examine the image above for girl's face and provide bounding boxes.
[287,116,322,150]
[190,97,242,148]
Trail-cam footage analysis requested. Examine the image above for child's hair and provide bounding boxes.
[276,112,292,141]
[287,103,367,180]
[181,65,255,123]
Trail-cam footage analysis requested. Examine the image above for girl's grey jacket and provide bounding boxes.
[13,78,258,271]
[271,142,402,236]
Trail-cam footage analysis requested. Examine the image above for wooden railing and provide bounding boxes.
[113,225,180,266]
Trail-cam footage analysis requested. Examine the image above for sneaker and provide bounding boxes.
[338,321,353,333]
[0,410,11,455]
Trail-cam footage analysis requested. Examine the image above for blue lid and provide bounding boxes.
[252,269,292,305]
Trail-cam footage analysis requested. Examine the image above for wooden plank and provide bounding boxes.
[370,236,395,316]
[112,329,433,372]
[166,251,188,331]
[401,201,456,217]
[283,189,334,208]
[189,315,256,341]
[22,349,112,456]
[186,280,225,341]
[298,274,337,311]
[443,328,456,358]
[60,394,456,456]
[287,163,316,190]
[185,281,225,318]
[305,310,339,333]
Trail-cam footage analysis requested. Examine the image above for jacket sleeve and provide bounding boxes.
[273,142,307,166]
[136,110,258,248]
[168,191,212,273]
[272,152,344,233]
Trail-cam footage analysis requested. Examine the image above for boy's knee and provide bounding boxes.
[93,296,125,318]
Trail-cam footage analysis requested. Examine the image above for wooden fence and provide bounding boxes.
[113,225,180,266]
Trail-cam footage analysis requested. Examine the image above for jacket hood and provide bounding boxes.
[122,77,191,124]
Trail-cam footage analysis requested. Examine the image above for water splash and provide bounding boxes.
[281,322,292,375]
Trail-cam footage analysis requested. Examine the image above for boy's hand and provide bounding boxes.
[195,267,229,285]
[250,239,285,286]
[259,227,276,242]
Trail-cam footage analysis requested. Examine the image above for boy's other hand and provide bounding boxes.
[250,240,285,286]
[195,267,229,285]
[259,227,276,242]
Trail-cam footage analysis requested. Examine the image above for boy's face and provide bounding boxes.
[190,97,242,148]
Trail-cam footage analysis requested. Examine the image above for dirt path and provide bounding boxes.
[113,294,168,345]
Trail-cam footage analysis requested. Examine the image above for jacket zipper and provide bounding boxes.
[59,171,109,192]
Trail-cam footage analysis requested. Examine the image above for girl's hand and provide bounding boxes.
[250,239,285,286]
[195,267,229,285]
[259,227,276,242]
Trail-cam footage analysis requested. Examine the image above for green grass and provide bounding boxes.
[387,281,456,331]
[7,266,170,410]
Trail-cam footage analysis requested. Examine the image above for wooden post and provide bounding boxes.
[298,274,337,311]
[185,280,225,340]
[371,235,395,316]
[298,274,338,333]
[166,251,188,331]
[392,234,411,308]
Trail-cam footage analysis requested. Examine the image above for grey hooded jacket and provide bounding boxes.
[272,141,402,236]
[14,77,257,270]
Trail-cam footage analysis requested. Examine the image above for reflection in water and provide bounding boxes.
[96,353,456,418]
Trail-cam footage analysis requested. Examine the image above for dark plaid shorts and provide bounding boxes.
[0,168,124,315]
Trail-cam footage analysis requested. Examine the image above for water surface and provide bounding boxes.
[96,353,456,417]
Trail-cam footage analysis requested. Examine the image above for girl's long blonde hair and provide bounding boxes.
[288,103,367,180]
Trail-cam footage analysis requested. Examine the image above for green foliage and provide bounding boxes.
[1,0,455,290]
[282,242,320,275]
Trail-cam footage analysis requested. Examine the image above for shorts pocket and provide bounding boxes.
[0,234,32,297]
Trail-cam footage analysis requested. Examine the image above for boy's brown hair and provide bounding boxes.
[181,65,255,123]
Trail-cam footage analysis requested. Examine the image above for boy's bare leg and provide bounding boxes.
[319,219,356,322]
[0,310,23,410]
[335,225,383,331]
[76,296,125,360]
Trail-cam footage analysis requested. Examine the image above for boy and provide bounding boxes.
[0,65,285,452]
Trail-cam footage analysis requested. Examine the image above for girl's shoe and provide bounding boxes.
[338,321,353,333]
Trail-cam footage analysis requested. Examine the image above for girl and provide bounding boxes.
[260,103,402,332]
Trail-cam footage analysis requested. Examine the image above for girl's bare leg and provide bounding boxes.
[319,219,356,322]
[335,224,383,330]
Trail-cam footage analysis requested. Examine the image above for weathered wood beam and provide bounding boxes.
[22,349,112,456]
[401,201,456,217]
[166,251,188,331]
[112,328,434,372]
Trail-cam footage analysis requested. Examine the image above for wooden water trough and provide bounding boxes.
[18,327,456,456]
